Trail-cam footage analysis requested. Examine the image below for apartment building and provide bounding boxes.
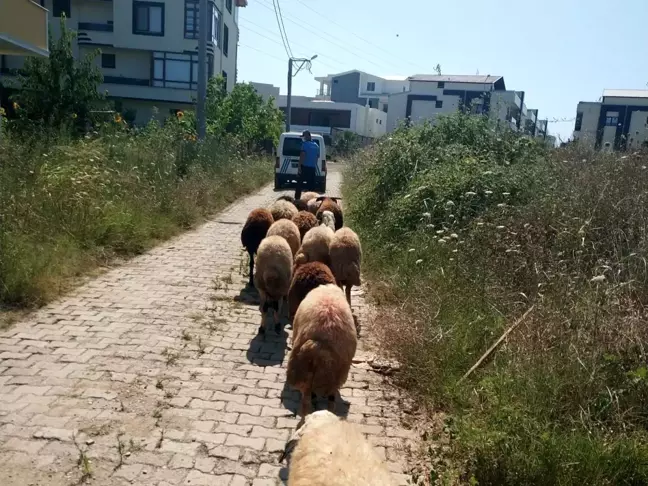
[315,70,409,113]
[0,0,49,57]
[386,74,537,133]
[1,0,245,125]
[573,89,648,151]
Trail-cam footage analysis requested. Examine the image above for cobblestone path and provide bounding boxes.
[0,169,416,485]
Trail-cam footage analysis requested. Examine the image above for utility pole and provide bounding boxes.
[543,119,548,141]
[286,59,293,132]
[285,55,318,133]
[516,91,525,131]
[197,0,208,140]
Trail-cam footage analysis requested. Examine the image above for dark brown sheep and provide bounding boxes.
[241,208,274,287]
[288,262,336,319]
[292,211,318,241]
[315,197,343,231]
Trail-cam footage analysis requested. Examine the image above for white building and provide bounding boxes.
[386,74,537,133]
[573,89,648,151]
[250,82,387,141]
[0,0,246,125]
[314,70,409,113]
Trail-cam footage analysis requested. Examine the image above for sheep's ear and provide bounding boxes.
[330,197,341,202]
[315,196,326,202]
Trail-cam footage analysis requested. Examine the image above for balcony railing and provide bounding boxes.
[78,22,113,32]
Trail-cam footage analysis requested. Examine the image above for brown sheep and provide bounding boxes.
[241,208,274,287]
[287,284,357,417]
[316,197,343,230]
[329,227,362,306]
[270,199,298,221]
[267,219,301,257]
[254,235,293,335]
[300,191,320,203]
[292,211,318,241]
[288,262,336,319]
[306,198,321,215]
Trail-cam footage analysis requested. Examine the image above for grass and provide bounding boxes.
[0,120,272,309]
[343,113,648,485]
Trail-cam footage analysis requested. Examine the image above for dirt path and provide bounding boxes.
[0,168,417,485]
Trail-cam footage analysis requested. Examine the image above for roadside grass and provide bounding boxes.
[0,121,272,308]
[343,114,648,484]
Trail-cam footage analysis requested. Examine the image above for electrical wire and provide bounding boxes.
[240,43,287,63]
[271,0,293,58]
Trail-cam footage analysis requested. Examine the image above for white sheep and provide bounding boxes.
[267,218,301,257]
[280,410,396,486]
[319,210,336,231]
[294,225,334,268]
[286,284,357,417]
[254,235,293,335]
[270,199,299,221]
[329,227,362,306]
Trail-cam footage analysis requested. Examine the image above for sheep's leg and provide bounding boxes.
[248,252,255,288]
[258,294,266,336]
[345,285,352,307]
[274,299,283,334]
[299,392,312,418]
[327,394,336,414]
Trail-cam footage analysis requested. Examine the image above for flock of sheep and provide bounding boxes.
[240,192,397,485]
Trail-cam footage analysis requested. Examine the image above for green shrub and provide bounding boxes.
[343,113,648,484]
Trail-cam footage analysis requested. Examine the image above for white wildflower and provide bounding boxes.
[465,191,477,197]
[590,275,606,283]
[450,233,459,239]
[496,225,506,230]
[477,222,485,226]
[416,259,423,265]
[426,224,435,229]
[422,212,431,218]
[445,200,455,208]
[497,203,507,208]
[436,229,445,235]
[408,248,416,253]
[485,190,493,195]
[483,170,493,175]
[438,238,447,244]
[502,192,510,196]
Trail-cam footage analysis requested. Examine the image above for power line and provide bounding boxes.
[254,0,405,75]
[290,0,428,74]
[271,0,293,58]
[239,43,288,63]
[240,19,344,71]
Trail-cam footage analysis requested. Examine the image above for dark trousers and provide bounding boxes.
[294,166,316,200]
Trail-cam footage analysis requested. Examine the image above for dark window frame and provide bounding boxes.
[53,0,71,18]
[438,81,445,89]
[133,1,165,37]
[223,23,229,57]
[226,0,232,13]
[151,51,213,90]
[605,116,619,127]
[184,0,199,39]
[575,112,583,131]
[435,100,443,109]
[101,53,116,69]
[366,81,375,92]
[222,70,228,84]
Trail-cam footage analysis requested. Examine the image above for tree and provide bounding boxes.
[203,77,283,148]
[11,15,104,132]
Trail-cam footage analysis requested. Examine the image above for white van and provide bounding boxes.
[275,132,327,192]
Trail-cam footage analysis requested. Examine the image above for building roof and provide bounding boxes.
[603,89,648,99]
[408,74,504,84]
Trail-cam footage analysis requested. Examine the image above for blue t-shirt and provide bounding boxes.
[301,140,320,168]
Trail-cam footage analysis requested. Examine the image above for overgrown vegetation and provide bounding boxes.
[0,21,279,309]
[343,114,648,484]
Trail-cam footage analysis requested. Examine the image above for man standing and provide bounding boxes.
[294,130,319,200]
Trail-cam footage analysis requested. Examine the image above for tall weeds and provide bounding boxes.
[343,114,648,484]
[0,121,272,307]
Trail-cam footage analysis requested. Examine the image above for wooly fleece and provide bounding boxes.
[294,226,334,267]
[306,198,321,215]
[329,227,362,288]
[319,210,335,231]
[281,410,396,486]
[254,235,293,304]
[270,199,298,221]
[286,284,357,416]
[267,219,301,257]
[300,191,320,202]
[241,208,275,287]
[288,262,336,319]
[292,211,318,241]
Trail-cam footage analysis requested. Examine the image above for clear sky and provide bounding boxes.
[237,0,648,142]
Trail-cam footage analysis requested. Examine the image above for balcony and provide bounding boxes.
[0,0,48,57]
[77,22,114,46]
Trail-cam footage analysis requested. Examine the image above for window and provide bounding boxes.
[101,53,116,69]
[282,137,319,157]
[211,5,221,45]
[435,100,443,109]
[226,0,232,13]
[438,81,445,89]
[605,116,619,127]
[184,0,199,39]
[133,1,164,36]
[53,0,71,17]
[574,112,583,131]
[383,104,388,113]
[366,82,375,92]
[223,24,229,56]
[153,51,213,90]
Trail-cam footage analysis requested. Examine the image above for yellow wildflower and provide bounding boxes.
[12,102,19,110]
[72,113,78,119]
[176,111,184,119]
[115,114,123,123]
